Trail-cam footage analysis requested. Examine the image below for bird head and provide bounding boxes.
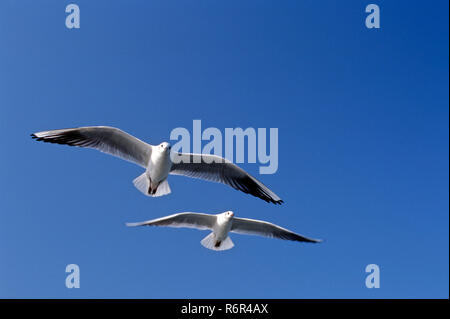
[158,142,171,153]
[224,211,234,220]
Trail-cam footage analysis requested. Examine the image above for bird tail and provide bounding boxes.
[133,173,171,197]
[200,233,234,251]
[133,173,150,195]
[154,179,171,197]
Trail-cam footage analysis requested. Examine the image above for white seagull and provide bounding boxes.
[31,126,283,204]
[126,211,321,251]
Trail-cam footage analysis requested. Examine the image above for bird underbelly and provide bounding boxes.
[213,230,227,243]
[213,222,232,242]
[148,156,171,183]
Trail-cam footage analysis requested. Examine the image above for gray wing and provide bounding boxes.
[126,213,216,230]
[169,153,283,205]
[231,217,322,243]
[31,126,152,168]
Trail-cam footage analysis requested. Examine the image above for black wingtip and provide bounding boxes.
[304,237,324,244]
[31,133,44,142]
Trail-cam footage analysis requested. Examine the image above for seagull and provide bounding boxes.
[126,211,321,251]
[31,126,283,204]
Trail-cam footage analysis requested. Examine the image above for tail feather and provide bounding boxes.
[201,233,234,251]
[153,179,171,197]
[133,174,171,197]
[133,173,150,195]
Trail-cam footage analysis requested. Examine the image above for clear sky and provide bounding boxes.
[0,0,448,298]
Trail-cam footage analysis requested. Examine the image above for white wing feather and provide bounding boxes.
[32,126,152,168]
[126,213,216,230]
[231,217,321,243]
[170,153,283,204]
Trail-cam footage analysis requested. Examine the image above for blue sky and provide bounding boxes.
[0,0,448,298]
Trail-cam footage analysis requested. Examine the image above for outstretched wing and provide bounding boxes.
[170,153,283,204]
[126,212,216,230]
[31,126,152,168]
[231,217,321,243]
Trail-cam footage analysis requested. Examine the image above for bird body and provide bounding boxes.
[32,126,283,204]
[210,211,235,249]
[144,142,172,195]
[126,211,321,251]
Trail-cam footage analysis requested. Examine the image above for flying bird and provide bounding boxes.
[31,126,283,204]
[126,211,321,251]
